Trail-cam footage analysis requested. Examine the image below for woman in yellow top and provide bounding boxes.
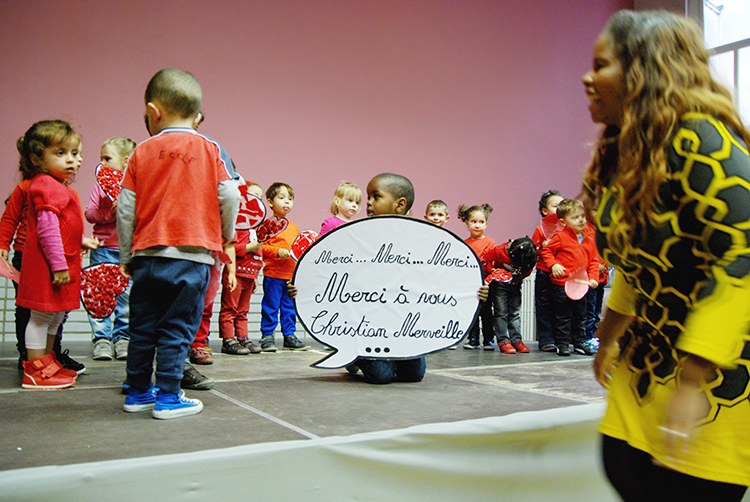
[582,10,750,501]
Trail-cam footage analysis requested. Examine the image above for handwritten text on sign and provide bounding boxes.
[293,216,482,368]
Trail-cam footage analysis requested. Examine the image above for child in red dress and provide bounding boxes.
[15,120,99,389]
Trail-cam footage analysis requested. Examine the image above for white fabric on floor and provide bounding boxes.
[0,403,620,501]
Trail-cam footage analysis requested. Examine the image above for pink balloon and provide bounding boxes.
[565,267,589,300]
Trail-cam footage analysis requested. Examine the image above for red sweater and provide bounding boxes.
[538,226,599,286]
[464,235,496,276]
[531,225,550,272]
[0,180,31,253]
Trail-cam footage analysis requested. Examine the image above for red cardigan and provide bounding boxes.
[538,226,599,286]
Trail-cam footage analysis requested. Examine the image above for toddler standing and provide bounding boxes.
[219,181,264,355]
[16,120,99,389]
[85,137,135,361]
[319,181,362,236]
[538,198,599,356]
[118,68,240,419]
[484,238,537,354]
[458,204,495,350]
[259,182,309,352]
[531,189,563,352]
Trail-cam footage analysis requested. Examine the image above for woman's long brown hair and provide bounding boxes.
[581,10,750,249]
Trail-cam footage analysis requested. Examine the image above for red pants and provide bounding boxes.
[190,258,222,348]
[219,270,257,340]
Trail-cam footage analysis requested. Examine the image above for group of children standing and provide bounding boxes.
[423,195,604,359]
[2,67,605,420]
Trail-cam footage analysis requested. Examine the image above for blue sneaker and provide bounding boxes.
[123,386,158,412]
[152,391,203,420]
[573,338,598,356]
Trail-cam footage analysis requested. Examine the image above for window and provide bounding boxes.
[701,0,750,125]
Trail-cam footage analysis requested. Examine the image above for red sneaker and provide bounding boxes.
[498,341,517,354]
[513,341,530,353]
[22,354,76,389]
[190,345,214,365]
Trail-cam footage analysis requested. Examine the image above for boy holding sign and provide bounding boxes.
[290,173,488,384]
[351,173,426,383]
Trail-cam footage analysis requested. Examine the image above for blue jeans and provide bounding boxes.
[534,269,555,347]
[356,357,426,384]
[585,283,604,339]
[490,281,522,344]
[125,257,210,394]
[87,247,130,342]
[260,276,296,337]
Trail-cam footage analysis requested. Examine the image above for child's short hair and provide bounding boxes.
[371,173,415,212]
[266,182,294,200]
[17,120,81,180]
[330,181,362,215]
[425,199,448,214]
[555,198,583,220]
[145,68,202,118]
[538,189,563,217]
[102,137,136,162]
[457,204,493,222]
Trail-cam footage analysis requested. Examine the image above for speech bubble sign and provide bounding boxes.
[293,216,483,369]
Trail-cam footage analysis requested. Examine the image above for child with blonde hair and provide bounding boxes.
[85,137,136,361]
[424,200,450,227]
[320,181,362,236]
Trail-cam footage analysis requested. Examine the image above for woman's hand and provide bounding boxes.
[0,249,9,261]
[660,355,713,463]
[593,337,619,389]
[592,308,631,388]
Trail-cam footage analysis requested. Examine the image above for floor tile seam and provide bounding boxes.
[208,388,321,440]
[429,358,592,374]
[428,371,600,405]
[0,384,123,395]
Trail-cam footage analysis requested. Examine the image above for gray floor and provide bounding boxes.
[0,337,605,472]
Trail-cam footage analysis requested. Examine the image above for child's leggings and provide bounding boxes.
[25,311,65,350]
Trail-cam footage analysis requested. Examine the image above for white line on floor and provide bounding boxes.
[209,388,320,440]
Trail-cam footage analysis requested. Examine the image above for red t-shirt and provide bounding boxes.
[121,129,231,254]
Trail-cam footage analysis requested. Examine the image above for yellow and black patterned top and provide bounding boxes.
[596,114,750,486]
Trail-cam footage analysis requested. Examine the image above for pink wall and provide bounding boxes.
[0,0,632,241]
